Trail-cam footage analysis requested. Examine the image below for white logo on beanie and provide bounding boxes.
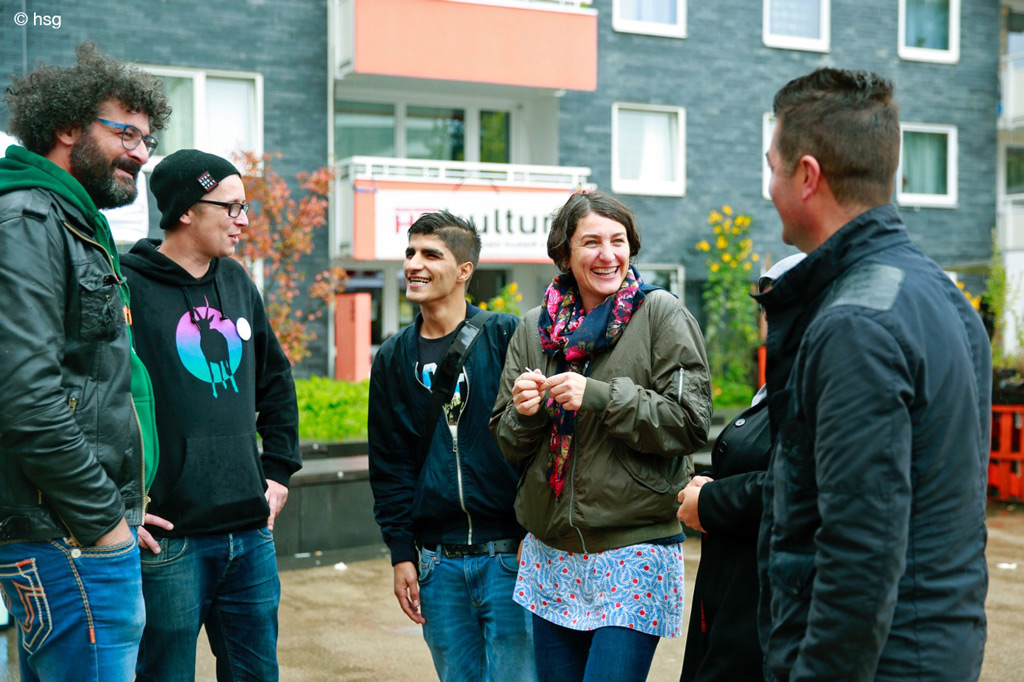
[197,171,218,192]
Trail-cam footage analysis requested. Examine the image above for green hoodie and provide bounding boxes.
[0,144,160,493]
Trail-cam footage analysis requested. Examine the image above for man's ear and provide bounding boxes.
[799,155,822,202]
[54,127,82,149]
[457,262,474,283]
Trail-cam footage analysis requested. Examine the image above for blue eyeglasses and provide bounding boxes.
[95,118,159,154]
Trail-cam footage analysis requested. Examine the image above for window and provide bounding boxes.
[763,0,829,52]
[613,0,686,39]
[1007,147,1024,196]
[406,106,465,161]
[897,123,957,208]
[145,67,263,164]
[334,100,512,164]
[762,113,777,200]
[612,103,685,196]
[899,0,960,64]
[335,102,396,159]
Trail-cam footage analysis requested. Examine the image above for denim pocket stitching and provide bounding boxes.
[496,552,520,574]
[75,535,138,559]
[0,558,54,654]
[139,536,189,566]
[417,547,438,585]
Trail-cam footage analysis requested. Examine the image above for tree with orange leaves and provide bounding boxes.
[233,151,348,364]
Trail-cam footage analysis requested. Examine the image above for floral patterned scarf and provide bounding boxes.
[538,265,647,499]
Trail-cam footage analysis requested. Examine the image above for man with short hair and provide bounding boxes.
[757,67,991,682]
[368,211,535,682]
[0,43,167,681]
[122,149,302,682]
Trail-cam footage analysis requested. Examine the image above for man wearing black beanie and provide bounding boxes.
[122,149,302,682]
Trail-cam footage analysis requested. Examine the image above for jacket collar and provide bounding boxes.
[755,203,909,314]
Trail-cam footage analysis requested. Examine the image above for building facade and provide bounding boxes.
[1,0,1000,377]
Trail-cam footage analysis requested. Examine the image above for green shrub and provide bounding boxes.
[295,376,369,441]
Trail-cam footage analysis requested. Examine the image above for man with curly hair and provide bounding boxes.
[0,42,170,681]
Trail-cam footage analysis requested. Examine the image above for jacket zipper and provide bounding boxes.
[452,402,472,545]
[130,398,148,514]
[62,221,147,513]
[415,364,473,544]
[567,360,590,553]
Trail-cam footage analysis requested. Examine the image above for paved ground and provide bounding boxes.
[3,503,1023,680]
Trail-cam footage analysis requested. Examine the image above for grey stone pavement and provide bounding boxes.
[2,503,1023,681]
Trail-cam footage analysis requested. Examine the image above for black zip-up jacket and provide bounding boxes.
[0,187,143,545]
[368,304,523,566]
[754,204,991,682]
[122,239,301,537]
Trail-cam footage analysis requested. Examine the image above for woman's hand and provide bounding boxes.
[542,372,588,412]
[677,475,713,533]
[512,369,547,416]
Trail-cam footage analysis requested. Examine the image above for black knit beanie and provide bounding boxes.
[150,149,240,230]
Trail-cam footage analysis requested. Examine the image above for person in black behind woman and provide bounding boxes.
[676,253,805,682]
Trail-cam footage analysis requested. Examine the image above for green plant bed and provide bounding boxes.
[296,376,370,441]
[713,375,756,409]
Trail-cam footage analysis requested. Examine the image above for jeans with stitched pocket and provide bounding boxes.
[418,545,536,682]
[0,533,145,682]
[135,527,280,682]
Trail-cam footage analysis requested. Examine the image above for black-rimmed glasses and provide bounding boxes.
[95,118,159,154]
[195,199,249,218]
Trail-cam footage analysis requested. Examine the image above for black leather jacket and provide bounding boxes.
[0,188,144,545]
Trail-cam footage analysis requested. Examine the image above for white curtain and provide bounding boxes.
[769,0,820,40]
[903,131,947,195]
[207,78,256,161]
[905,0,950,50]
[619,109,676,183]
[621,0,676,24]
[159,76,195,157]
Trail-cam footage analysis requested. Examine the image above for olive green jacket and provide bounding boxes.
[489,290,712,553]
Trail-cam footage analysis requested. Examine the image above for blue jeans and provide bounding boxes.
[0,533,144,682]
[531,614,660,682]
[418,545,536,682]
[136,527,280,682]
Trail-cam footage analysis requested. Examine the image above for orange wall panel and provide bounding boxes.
[334,292,372,382]
[353,0,596,90]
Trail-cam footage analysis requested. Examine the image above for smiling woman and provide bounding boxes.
[490,190,713,682]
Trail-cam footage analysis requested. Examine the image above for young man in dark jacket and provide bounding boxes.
[123,149,301,681]
[368,211,535,682]
[0,43,167,681]
[757,68,991,682]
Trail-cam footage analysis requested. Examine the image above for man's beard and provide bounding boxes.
[69,132,141,209]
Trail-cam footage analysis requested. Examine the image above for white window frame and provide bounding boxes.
[612,0,687,39]
[611,103,686,197]
[897,122,958,208]
[898,0,960,64]
[762,0,830,52]
[762,113,777,200]
[334,93,516,164]
[141,65,264,168]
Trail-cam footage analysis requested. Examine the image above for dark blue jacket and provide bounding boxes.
[755,204,991,682]
[368,304,523,565]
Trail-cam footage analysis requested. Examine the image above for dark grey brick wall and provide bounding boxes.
[0,0,331,376]
[561,0,1000,319]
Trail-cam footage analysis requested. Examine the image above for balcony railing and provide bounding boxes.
[337,156,592,189]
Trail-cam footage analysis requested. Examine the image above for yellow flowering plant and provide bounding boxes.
[697,205,762,405]
[473,281,524,317]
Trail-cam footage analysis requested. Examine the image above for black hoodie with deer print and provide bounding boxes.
[122,238,301,536]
